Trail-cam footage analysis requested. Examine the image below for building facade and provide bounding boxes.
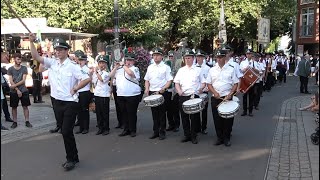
[296,0,319,56]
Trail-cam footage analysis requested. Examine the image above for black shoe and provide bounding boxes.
[305,91,311,94]
[102,130,110,136]
[34,100,40,103]
[11,122,17,129]
[159,134,166,140]
[149,134,159,139]
[300,91,305,93]
[74,121,80,126]
[50,127,60,133]
[214,139,224,146]
[25,121,33,128]
[62,159,79,167]
[5,118,13,122]
[201,129,208,135]
[62,161,77,171]
[38,101,45,103]
[224,140,231,147]
[241,112,247,116]
[81,130,89,134]
[173,128,179,132]
[254,107,259,110]
[166,126,175,131]
[1,126,9,131]
[130,132,136,137]
[191,137,198,144]
[181,136,191,143]
[119,131,130,137]
[248,113,253,117]
[96,129,103,135]
[75,130,82,134]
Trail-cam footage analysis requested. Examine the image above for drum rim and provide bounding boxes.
[183,98,203,105]
[144,94,163,100]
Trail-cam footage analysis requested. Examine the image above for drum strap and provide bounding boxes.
[124,70,140,86]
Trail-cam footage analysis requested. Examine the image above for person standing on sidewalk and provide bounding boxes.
[296,54,311,94]
[29,34,90,171]
[1,67,14,123]
[31,62,44,103]
[1,48,10,131]
[7,53,32,129]
[74,50,92,135]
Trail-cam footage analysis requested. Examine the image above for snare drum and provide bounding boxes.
[182,98,204,114]
[217,101,240,118]
[199,93,209,104]
[143,95,164,107]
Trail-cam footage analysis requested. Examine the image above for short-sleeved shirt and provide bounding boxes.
[7,65,28,93]
[43,57,89,102]
[78,65,91,92]
[228,57,243,78]
[115,66,141,96]
[144,62,173,91]
[174,65,205,96]
[92,70,110,97]
[206,63,239,97]
[1,72,5,100]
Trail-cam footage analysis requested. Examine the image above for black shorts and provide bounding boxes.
[10,91,31,108]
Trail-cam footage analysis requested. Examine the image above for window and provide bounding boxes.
[301,0,315,4]
[300,8,314,37]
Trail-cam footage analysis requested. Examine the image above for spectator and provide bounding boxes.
[1,48,10,131]
[299,92,319,112]
[7,53,32,129]
[1,67,13,122]
[31,61,44,103]
[296,55,311,94]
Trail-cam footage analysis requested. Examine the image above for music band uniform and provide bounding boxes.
[144,48,173,140]
[174,49,206,144]
[206,49,239,146]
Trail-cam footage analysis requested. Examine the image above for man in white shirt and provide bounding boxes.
[1,48,9,131]
[174,48,206,144]
[29,34,91,171]
[253,53,264,110]
[144,48,173,140]
[74,50,92,135]
[195,49,211,134]
[207,49,239,147]
[239,50,260,116]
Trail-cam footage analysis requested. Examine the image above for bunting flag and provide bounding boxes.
[219,0,227,44]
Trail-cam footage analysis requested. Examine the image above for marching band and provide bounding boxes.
[28,33,289,170]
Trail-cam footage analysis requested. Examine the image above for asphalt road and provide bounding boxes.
[1,76,315,180]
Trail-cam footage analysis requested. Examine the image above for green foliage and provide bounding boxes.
[1,0,296,50]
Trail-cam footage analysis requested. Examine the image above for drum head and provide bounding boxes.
[183,98,202,106]
[199,93,208,99]
[144,94,162,101]
[218,101,239,113]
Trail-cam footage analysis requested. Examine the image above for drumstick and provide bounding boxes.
[3,0,32,33]
[216,91,239,107]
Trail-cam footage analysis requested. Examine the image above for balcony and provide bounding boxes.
[300,25,314,37]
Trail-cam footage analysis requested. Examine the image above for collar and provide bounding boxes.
[58,58,71,66]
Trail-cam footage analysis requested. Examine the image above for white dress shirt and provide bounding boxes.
[115,66,141,96]
[92,70,110,97]
[78,65,91,92]
[174,65,206,96]
[227,57,243,78]
[43,57,89,102]
[206,63,239,97]
[144,62,173,91]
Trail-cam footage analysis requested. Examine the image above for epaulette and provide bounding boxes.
[228,64,234,68]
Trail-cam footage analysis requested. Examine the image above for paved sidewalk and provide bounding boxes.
[1,94,116,144]
[264,95,319,180]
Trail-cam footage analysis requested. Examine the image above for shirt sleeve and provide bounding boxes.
[23,66,28,75]
[144,66,151,81]
[43,57,56,68]
[73,65,89,81]
[231,68,240,84]
[131,66,140,81]
[165,65,173,81]
[7,67,12,76]
[102,71,110,83]
[173,69,181,83]
[206,69,213,84]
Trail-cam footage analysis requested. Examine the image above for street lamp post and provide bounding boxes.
[112,0,121,63]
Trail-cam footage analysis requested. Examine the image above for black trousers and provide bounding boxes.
[200,93,209,131]
[113,85,122,127]
[77,91,91,131]
[150,91,167,135]
[165,91,174,128]
[254,81,263,107]
[117,95,140,133]
[2,95,11,119]
[51,96,62,128]
[95,96,110,131]
[242,84,256,113]
[211,97,234,140]
[169,93,181,129]
[179,95,200,138]
[54,99,79,162]
[265,72,274,90]
[299,76,309,93]
[32,80,42,101]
